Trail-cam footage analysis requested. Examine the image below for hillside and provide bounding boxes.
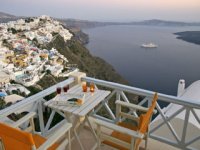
[0,12,21,23]
[59,19,107,29]
[68,28,89,44]
[36,34,128,92]
[175,31,200,45]
[0,14,127,95]
[0,12,16,18]
[45,34,127,84]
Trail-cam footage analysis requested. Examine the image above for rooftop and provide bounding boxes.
[3,94,24,104]
[0,16,77,87]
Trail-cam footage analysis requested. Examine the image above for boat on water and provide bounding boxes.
[141,42,158,48]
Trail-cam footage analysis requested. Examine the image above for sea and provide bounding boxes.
[83,25,200,96]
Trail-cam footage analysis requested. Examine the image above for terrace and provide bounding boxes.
[0,72,199,150]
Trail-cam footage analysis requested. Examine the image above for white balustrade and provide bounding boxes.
[0,75,199,150]
[0,77,74,136]
[82,76,200,150]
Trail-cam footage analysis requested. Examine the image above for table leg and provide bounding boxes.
[76,117,87,134]
[74,115,98,150]
[68,130,71,150]
[86,116,98,141]
[74,125,85,150]
[65,113,85,150]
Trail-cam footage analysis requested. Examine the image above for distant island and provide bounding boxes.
[1,12,200,29]
[60,19,200,29]
[174,31,200,45]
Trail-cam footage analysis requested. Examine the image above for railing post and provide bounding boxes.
[38,99,45,135]
[116,102,121,123]
[177,79,185,97]
[69,72,86,86]
[180,107,190,148]
[116,90,121,101]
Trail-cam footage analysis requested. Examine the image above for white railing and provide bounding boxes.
[0,77,74,136]
[0,75,199,150]
[82,77,200,150]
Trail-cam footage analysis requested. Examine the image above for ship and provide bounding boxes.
[141,42,158,48]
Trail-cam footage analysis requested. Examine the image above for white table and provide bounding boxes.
[44,84,110,150]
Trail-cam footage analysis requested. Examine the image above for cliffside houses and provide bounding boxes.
[0,15,78,94]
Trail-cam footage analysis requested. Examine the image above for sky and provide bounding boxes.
[0,0,200,22]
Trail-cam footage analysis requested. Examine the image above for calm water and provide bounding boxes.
[84,25,200,96]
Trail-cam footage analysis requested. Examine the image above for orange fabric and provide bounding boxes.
[103,122,138,150]
[0,123,59,150]
[32,134,59,150]
[103,93,158,150]
[138,93,158,134]
[135,92,158,149]
[0,122,34,150]
[103,140,128,150]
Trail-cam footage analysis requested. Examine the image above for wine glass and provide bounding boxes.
[56,87,61,95]
[63,85,69,93]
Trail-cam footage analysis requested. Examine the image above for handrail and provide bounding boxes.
[82,77,200,109]
[82,76,200,149]
[0,77,74,119]
[0,74,199,149]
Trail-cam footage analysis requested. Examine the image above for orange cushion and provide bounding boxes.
[103,122,138,150]
[32,134,59,150]
[0,123,59,150]
[0,122,34,150]
[103,93,158,150]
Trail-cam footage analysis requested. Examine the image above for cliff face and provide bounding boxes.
[0,12,128,92]
[0,12,23,23]
[46,34,128,84]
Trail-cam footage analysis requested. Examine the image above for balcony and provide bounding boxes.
[0,72,199,150]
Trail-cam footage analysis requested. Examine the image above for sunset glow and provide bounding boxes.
[1,0,200,21]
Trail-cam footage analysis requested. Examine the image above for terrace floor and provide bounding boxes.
[70,118,179,150]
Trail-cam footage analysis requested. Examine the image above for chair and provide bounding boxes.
[0,112,72,150]
[94,92,158,150]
